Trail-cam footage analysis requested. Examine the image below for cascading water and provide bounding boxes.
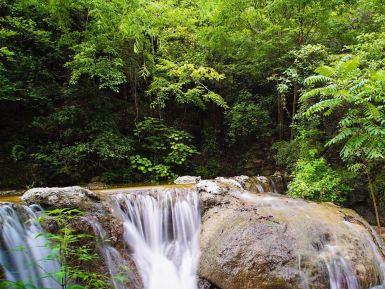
[110,188,201,289]
[84,216,140,289]
[0,203,60,288]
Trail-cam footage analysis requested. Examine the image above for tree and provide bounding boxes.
[301,37,385,229]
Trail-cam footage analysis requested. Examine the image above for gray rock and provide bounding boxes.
[198,278,220,289]
[86,182,108,190]
[0,190,18,196]
[22,186,101,210]
[197,180,224,195]
[174,175,202,184]
[270,171,287,194]
[199,179,384,289]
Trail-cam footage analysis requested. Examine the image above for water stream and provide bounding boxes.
[110,188,201,289]
[84,216,140,289]
[0,204,60,288]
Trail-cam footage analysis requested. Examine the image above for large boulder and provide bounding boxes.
[197,177,385,289]
[22,186,101,210]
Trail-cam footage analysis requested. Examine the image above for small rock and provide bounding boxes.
[196,180,223,195]
[86,182,108,190]
[198,278,219,289]
[174,176,202,184]
[232,175,250,187]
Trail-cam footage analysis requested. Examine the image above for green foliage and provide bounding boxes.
[0,209,109,289]
[130,118,197,181]
[301,39,385,168]
[297,31,385,220]
[147,60,227,110]
[227,100,271,144]
[288,152,351,204]
[40,208,110,289]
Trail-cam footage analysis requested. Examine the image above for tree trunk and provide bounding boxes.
[290,81,298,140]
[367,169,381,232]
[278,94,284,140]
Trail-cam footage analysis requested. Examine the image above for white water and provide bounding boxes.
[110,188,201,289]
[0,204,60,288]
[84,216,140,289]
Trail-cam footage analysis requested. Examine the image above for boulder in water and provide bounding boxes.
[22,186,101,210]
[174,175,202,184]
[198,177,385,289]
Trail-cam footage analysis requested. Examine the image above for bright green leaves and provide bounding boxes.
[301,38,385,169]
[288,156,351,204]
[130,155,175,180]
[147,60,226,110]
[130,117,197,181]
[315,65,335,77]
[337,56,360,75]
[66,43,126,92]
[38,208,110,289]
[371,70,385,82]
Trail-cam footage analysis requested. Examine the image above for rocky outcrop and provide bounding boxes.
[22,186,102,211]
[197,177,385,289]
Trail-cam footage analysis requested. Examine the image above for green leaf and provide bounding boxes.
[315,65,335,77]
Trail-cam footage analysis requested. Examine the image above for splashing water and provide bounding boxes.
[0,204,60,288]
[110,188,201,289]
[84,216,140,289]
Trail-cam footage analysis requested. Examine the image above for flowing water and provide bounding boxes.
[84,216,140,289]
[110,188,201,289]
[0,204,60,288]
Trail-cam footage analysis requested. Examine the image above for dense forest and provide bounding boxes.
[2,0,385,223]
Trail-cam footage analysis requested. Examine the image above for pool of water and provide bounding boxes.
[0,194,23,203]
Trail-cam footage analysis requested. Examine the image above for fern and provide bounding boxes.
[315,65,335,77]
[304,75,332,86]
[305,98,341,117]
[301,51,385,172]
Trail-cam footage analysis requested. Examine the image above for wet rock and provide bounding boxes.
[0,190,21,196]
[198,277,220,289]
[243,176,273,193]
[270,171,287,194]
[86,182,108,190]
[197,180,224,195]
[175,175,202,184]
[199,180,385,289]
[17,177,385,289]
[22,186,101,210]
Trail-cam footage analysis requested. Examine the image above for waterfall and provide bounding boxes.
[84,216,140,289]
[0,204,60,288]
[110,188,201,289]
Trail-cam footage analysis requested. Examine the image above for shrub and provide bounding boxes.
[288,153,351,204]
